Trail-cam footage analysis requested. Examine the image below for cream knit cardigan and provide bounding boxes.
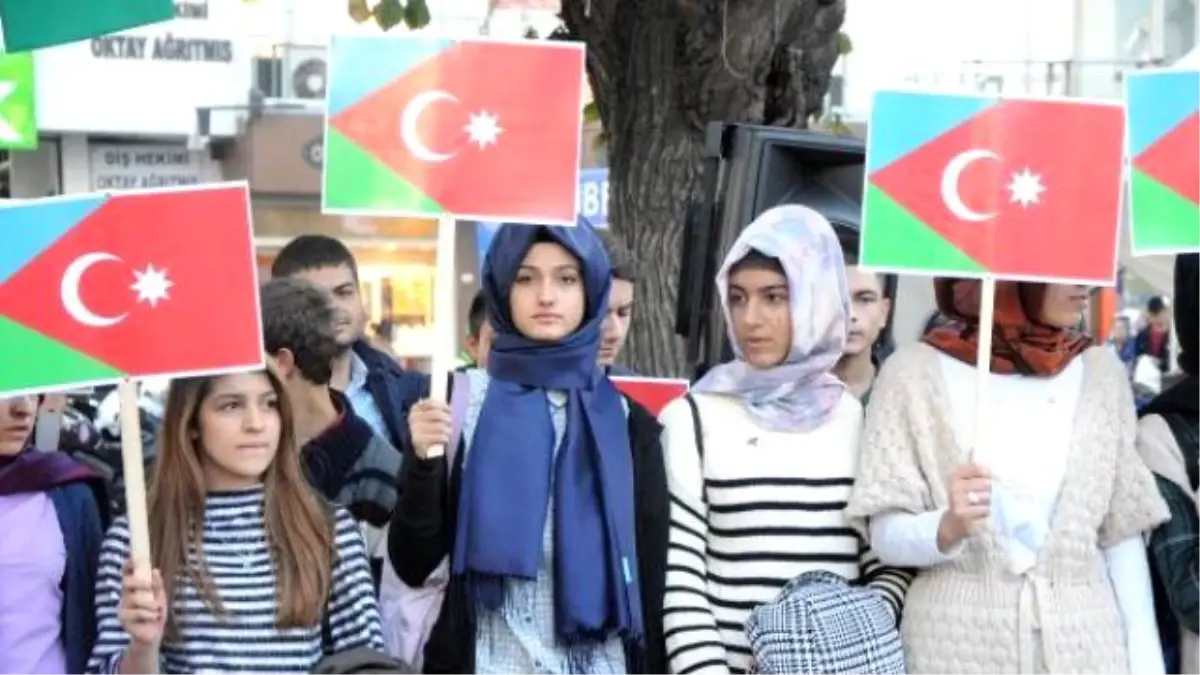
[846,343,1170,674]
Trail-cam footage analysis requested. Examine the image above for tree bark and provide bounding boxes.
[562,0,845,377]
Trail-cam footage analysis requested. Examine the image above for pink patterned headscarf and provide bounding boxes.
[692,205,850,432]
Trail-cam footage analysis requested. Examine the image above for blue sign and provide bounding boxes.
[577,168,609,227]
[475,169,609,272]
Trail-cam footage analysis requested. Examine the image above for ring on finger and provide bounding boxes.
[967,491,980,505]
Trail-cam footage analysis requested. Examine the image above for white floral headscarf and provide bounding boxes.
[692,205,850,431]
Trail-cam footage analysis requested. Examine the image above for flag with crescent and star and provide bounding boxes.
[1124,69,1200,255]
[0,183,263,397]
[323,35,585,225]
[610,376,689,417]
[860,90,1125,284]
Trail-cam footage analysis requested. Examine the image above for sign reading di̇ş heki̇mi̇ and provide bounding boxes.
[860,90,1125,285]
[1124,68,1200,255]
[0,183,263,397]
[322,34,585,225]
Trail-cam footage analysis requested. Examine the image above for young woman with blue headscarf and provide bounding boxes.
[659,205,913,674]
[389,222,669,674]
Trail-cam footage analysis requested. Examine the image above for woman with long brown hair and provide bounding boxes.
[847,280,1168,673]
[86,369,384,673]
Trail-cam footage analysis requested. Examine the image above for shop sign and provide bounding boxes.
[0,52,37,150]
[90,143,220,191]
[578,168,608,227]
[88,0,233,64]
[34,0,249,136]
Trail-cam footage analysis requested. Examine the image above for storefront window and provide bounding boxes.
[253,205,438,370]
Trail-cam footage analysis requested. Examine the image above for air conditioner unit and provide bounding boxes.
[282,46,328,100]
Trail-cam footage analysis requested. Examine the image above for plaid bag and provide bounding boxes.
[746,570,906,674]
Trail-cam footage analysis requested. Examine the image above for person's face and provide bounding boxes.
[599,279,634,366]
[1110,318,1130,341]
[195,373,281,491]
[288,264,365,349]
[509,242,586,342]
[1150,308,1172,330]
[0,396,36,456]
[467,320,495,367]
[844,267,890,358]
[1039,284,1090,328]
[728,266,792,369]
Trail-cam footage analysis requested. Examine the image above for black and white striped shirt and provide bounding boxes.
[87,488,385,674]
[660,393,913,674]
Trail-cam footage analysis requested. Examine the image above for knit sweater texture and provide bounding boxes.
[846,343,1170,674]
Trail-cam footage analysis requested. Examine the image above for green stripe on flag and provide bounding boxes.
[323,129,446,214]
[1130,169,1200,252]
[861,184,986,274]
[0,316,122,394]
[0,0,174,53]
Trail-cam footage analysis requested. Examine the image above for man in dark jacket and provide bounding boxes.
[597,231,639,376]
[260,277,403,586]
[463,290,494,368]
[1135,295,1174,374]
[1139,254,1198,674]
[271,235,430,452]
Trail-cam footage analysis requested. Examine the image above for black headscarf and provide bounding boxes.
[1141,253,1198,416]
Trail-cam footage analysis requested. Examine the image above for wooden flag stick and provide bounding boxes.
[970,276,998,463]
[425,215,459,458]
[118,378,152,581]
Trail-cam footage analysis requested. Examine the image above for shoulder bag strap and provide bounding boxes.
[685,394,707,504]
[1161,412,1200,492]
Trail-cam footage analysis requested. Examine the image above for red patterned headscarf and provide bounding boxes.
[924,279,1090,377]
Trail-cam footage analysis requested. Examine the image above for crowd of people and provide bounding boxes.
[0,205,1196,675]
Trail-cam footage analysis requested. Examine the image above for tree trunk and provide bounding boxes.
[563,0,845,377]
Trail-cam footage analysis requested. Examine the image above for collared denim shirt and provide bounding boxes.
[462,369,628,675]
[344,351,390,441]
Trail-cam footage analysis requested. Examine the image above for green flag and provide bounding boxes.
[0,51,35,149]
[0,0,174,53]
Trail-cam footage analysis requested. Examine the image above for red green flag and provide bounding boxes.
[0,184,262,396]
[610,377,689,417]
[0,0,174,53]
[861,91,1125,284]
[324,35,585,225]
[1124,69,1200,255]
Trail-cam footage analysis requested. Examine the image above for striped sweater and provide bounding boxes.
[660,392,913,674]
[86,488,385,674]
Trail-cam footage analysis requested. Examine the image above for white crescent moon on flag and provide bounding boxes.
[940,149,1000,222]
[400,90,459,163]
[61,252,128,328]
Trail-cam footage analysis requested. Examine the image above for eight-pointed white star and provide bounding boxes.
[1007,168,1046,207]
[464,111,502,149]
[131,264,173,308]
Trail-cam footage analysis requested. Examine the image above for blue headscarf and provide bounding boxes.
[453,220,644,650]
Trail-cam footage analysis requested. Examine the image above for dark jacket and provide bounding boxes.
[51,479,109,674]
[303,390,402,528]
[352,341,431,453]
[1135,327,1173,374]
[386,397,669,674]
[1142,413,1200,667]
